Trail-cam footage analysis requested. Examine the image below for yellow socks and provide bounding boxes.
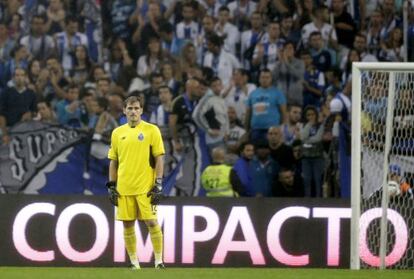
[124,225,139,268]
[148,224,163,265]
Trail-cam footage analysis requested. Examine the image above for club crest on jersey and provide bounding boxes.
[138,133,144,141]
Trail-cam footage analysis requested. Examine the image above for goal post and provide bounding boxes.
[351,62,414,270]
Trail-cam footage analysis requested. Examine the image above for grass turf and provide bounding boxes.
[0,267,413,279]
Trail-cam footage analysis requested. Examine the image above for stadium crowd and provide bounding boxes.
[0,0,412,198]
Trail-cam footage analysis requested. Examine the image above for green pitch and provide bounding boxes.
[0,267,413,279]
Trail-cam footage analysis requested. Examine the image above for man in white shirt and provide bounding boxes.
[203,33,240,88]
[228,0,257,31]
[223,68,256,122]
[199,0,220,18]
[175,3,201,42]
[215,6,240,56]
[252,21,285,72]
[197,15,216,64]
[55,15,88,74]
[20,15,56,61]
[240,11,265,69]
[301,5,337,49]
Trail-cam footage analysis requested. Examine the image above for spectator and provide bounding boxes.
[143,73,164,117]
[324,67,343,97]
[199,0,220,18]
[46,0,66,35]
[214,6,240,56]
[201,147,237,197]
[193,76,229,150]
[106,38,133,83]
[0,21,15,62]
[178,42,198,81]
[245,69,287,142]
[110,0,136,41]
[3,44,29,86]
[150,85,173,127]
[342,49,360,83]
[301,50,325,109]
[301,5,338,49]
[55,15,88,74]
[366,9,387,57]
[280,13,301,46]
[240,11,265,69]
[133,1,167,53]
[160,62,181,97]
[230,142,255,196]
[137,36,167,80]
[296,0,315,27]
[308,31,334,73]
[225,106,246,154]
[273,41,305,106]
[107,93,125,124]
[379,27,404,61]
[92,97,118,142]
[252,21,285,72]
[96,77,112,98]
[267,126,296,169]
[223,68,256,122]
[0,68,37,144]
[330,80,352,198]
[26,58,40,91]
[257,0,295,22]
[55,84,82,127]
[169,78,200,153]
[175,3,201,47]
[273,168,304,197]
[202,33,240,88]
[250,140,279,197]
[20,14,56,61]
[301,105,325,197]
[70,45,92,86]
[339,33,378,69]
[331,0,357,49]
[196,15,216,64]
[228,0,257,31]
[281,104,302,146]
[8,13,23,41]
[159,21,180,57]
[380,0,401,39]
[34,99,57,123]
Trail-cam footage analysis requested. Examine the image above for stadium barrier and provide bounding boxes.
[0,195,411,267]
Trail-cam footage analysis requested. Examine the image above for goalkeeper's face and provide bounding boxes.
[124,101,143,124]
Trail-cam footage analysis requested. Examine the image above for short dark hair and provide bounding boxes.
[218,6,230,13]
[149,72,163,82]
[207,33,224,47]
[65,15,79,25]
[124,95,143,108]
[157,85,172,95]
[32,14,46,23]
[309,31,322,39]
[239,141,254,154]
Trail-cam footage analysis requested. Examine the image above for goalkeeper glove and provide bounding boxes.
[106,181,119,206]
[147,178,163,205]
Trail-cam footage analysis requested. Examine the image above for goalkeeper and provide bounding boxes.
[107,96,165,269]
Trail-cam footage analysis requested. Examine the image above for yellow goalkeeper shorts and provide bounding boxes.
[116,194,157,221]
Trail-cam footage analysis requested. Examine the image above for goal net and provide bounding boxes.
[351,63,414,270]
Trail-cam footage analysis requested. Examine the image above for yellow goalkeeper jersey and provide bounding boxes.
[108,121,165,195]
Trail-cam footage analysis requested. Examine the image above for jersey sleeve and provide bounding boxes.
[151,126,165,157]
[108,129,118,160]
